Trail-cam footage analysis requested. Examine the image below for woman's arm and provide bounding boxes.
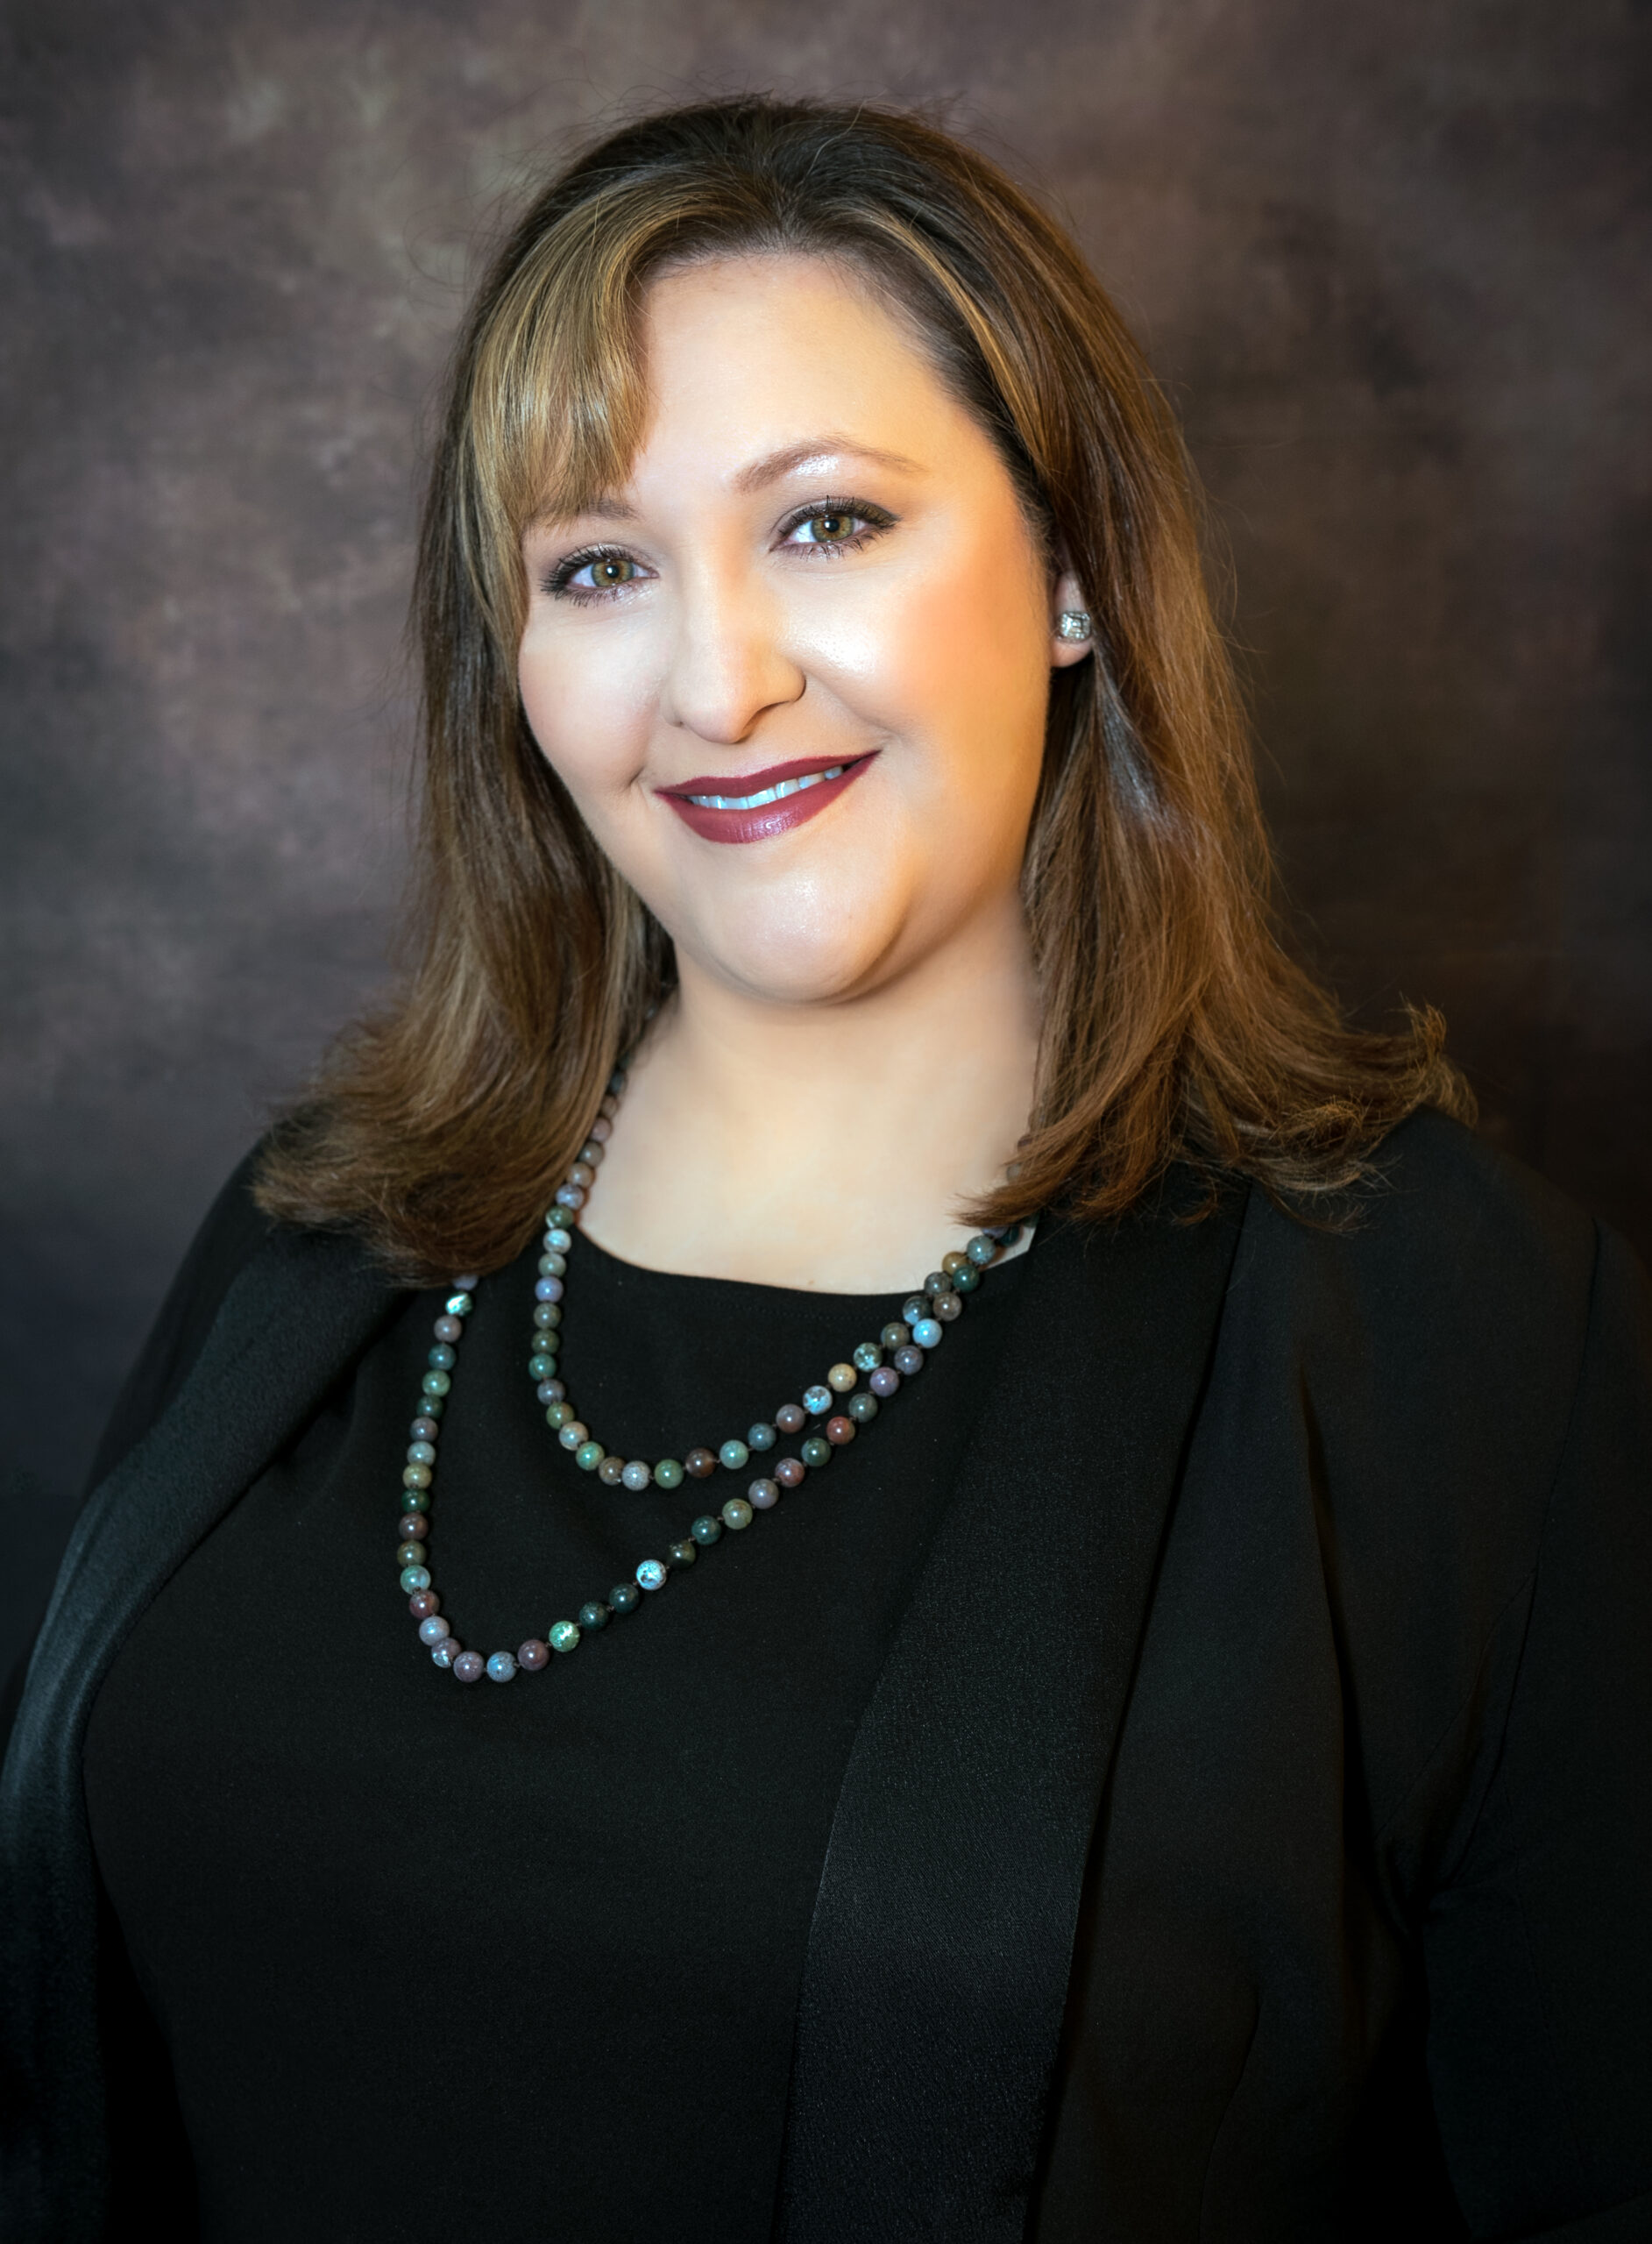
[1,1147,274,1760]
[1425,1222,1652,2238]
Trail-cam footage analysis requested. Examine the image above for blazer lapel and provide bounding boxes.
[0,1224,401,2240]
[776,1185,1247,2243]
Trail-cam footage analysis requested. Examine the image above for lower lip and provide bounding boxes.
[660,756,876,845]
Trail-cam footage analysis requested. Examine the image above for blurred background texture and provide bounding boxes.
[3,0,1648,1676]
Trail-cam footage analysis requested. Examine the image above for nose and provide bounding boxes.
[659,565,805,745]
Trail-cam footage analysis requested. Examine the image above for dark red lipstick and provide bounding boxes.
[656,752,876,845]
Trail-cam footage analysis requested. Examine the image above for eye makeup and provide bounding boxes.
[774,495,898,555]
[543,544,649,601]
[538,494,900,604]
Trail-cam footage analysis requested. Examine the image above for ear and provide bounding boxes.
[1049,566,1093,668]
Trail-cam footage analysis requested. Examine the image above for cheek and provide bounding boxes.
[827,540,1048,827]
[517,628,656,806]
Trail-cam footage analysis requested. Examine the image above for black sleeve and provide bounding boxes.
[83,1145,277,1491]
[0,1148,276,1766]
[1424,1222,1652,2240]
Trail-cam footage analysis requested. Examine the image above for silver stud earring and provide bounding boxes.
[1057,609,1092,643]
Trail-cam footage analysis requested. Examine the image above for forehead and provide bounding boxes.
[623,251,972,480]
[513,246,1023,543]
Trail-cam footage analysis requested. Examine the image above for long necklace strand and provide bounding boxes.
[397,1064,1022,1683]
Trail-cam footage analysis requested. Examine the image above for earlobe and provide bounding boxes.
[1050,567,1093,666]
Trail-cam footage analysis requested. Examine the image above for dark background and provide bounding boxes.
[3,0,1647,1677]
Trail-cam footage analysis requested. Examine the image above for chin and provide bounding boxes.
[681,884,908,1007]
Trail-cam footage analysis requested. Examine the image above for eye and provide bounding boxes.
[578,556,641,588]
[546,546,649,600]
[777,498,897,556]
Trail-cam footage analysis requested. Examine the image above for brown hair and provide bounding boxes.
[257,95,1471,1278]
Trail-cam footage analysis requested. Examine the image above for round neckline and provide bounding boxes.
[564,1220,1039,1310]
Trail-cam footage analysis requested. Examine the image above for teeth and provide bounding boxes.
[687,763,848,812]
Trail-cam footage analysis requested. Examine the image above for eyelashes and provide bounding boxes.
[775,495,898,553]
[540,496,899,603]
[543,543,643,600]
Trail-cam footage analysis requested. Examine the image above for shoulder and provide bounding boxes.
[1218,1109,1629,1605]
[1235,1105,1604,1371]
[176,1139,280,1294]
[86,1142,284,1489]
[1204,1114,1649,1869]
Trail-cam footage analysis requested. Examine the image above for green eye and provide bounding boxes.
[787,501,897,550]
[549,550,645,597]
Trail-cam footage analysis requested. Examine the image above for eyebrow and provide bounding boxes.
[729,436,922,494]
[534,436,922,532]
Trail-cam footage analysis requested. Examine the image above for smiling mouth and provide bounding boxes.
[684,764,847,810]
[657,752,876,845]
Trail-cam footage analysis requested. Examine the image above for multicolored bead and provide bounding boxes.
[399,1072,1018,1682]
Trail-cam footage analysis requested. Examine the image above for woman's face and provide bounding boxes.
[517,252,1087,1007]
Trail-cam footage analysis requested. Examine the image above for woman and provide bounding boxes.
[4,96,1648,2243]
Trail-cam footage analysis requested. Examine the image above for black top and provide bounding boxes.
[81,1223,1031,2241]
[6,1111,1651,2244]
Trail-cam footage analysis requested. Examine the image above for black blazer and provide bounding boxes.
[3,1111,1649,2241]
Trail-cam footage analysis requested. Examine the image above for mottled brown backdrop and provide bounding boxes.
[3,0,1648,1669]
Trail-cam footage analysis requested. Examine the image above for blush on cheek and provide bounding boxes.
[887,520,1046,720]
[895,611,1047,806]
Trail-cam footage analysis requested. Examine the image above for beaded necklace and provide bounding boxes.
[396,1063,1023,1684]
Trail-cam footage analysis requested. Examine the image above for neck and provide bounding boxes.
[582,898,1041,1290]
